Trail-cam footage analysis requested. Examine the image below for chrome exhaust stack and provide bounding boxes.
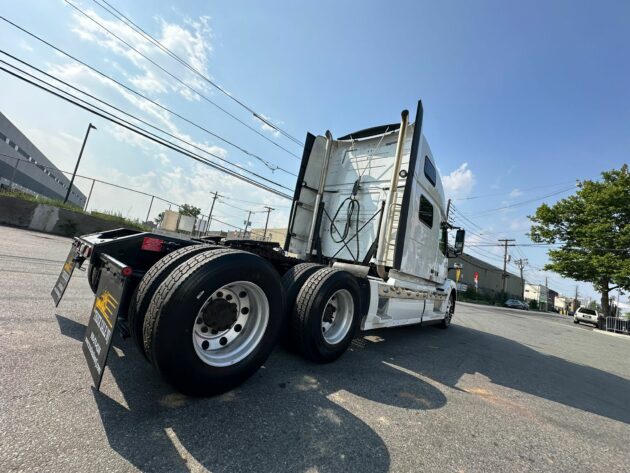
[375,110,409,279]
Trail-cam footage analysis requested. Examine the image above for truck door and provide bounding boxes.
[400,191,440,282]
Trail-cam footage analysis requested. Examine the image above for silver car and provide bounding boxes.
[573,307,599,326]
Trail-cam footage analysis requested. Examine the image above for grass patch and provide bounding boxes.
[0,188,149,231]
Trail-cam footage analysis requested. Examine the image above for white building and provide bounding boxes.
[524,283,549,310]
[0,111,86,206]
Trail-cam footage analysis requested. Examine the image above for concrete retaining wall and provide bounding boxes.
[0,195,128,237]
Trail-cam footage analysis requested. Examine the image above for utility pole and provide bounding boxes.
[514,258,528,299]
[498,239,516,295]
[263,206,274,241]
[64,123,96,204]
[243,210,252,239]
[204,191,220,235]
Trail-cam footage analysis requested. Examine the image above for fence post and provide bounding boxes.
[146,195,155,223]
[84,179,95,211]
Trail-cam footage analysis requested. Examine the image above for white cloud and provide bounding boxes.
[18,40,33,52]
[509,188,523,198]
[69,8,213,101]
[442,162,475,199]
[255,114,282,137]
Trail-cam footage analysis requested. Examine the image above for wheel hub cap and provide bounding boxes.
[201,297,238,331]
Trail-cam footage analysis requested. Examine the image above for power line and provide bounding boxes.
[467,186,576,216]
[63,0,302,159]
[0,17,298,176]
[93,0,304,147]
[0,64,293,199]
[0,59,293,196]
[0,53,296,190]
[454,179,586,201]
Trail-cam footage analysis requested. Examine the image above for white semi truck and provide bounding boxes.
[51,101,465,396]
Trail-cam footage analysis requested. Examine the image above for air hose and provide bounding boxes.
[330,179,361,260]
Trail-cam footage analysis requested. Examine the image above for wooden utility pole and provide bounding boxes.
[263,206,274,240]
[243,210,252,238]
[204,191,220,235]
[514,258,528,298]
[498,239,516,295]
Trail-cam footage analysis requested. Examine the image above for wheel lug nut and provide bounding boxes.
[239,291,247,298]
[201,326,208,333]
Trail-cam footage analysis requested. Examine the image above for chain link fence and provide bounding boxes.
[0,153,273,241]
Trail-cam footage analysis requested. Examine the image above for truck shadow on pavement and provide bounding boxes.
[54,315,630,472]
[363,323,630,426]
[84,328,447,473]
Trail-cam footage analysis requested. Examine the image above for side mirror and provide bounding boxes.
[454,229,465,255]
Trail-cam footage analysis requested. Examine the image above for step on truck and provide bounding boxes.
[51,100,465,396]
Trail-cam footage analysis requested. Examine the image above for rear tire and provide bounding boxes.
[292,268,360,363]
[573,317,579,324]
[280,263,322,350]
[128,244,217,359]
[143,249,284,396]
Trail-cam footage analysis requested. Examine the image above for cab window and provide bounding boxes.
[419,195,433,228]
[424,156,436,187]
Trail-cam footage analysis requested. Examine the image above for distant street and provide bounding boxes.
[1,225,629,473]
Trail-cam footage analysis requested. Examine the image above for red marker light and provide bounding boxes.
[141,237,164,252]
[121,266,133,277]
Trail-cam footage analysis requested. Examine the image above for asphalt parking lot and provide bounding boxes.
[1,225,629,473]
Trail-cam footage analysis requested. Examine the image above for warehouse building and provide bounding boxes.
[0,111,86,207]
[450,252,524,300]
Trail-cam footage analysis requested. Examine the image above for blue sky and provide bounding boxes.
[1,0,628,302]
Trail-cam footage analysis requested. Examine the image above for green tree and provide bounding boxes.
[529,165,630,317]
[179,203,201,218]
[154,211,164,225]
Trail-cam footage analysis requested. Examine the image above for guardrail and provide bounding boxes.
[604,317,630,335]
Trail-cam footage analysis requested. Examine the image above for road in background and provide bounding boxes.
[1,225,629,473]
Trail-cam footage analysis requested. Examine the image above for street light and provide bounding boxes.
[64,123,96,204]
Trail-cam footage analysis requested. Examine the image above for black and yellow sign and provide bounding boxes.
[82,268,124,390]
[51,246,78,306]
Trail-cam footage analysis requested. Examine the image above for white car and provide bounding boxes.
[573,307,599,326]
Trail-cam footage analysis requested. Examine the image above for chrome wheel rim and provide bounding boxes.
[445,297,453,325]
[192,281,269,367]
[321,289,354,345]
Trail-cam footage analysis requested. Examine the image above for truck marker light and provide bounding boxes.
[121,267,133,277]
[141,237,164,252]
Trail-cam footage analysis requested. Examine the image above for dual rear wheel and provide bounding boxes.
[130,249,362,395]
[133,247,283,396]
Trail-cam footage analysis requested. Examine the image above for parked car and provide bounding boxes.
[573,307,599,326]
[505,299,529,310]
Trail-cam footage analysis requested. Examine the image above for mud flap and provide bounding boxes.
[81,255,130,390]
[51,245,79,306]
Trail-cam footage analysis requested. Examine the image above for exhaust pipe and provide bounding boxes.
[307,130,334,256]
[375,110,409,279]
